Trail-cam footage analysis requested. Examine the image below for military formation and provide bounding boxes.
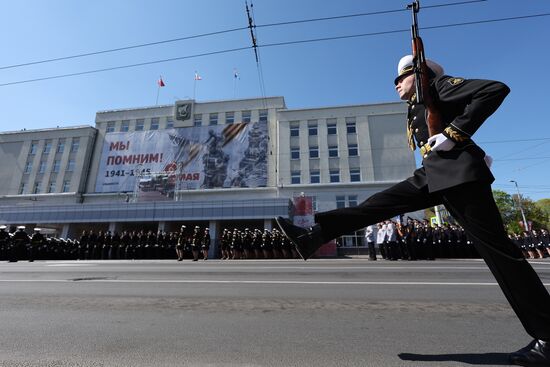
[1,223,549,262]
[365,219,480,261]
[510,229,550,259]
[219,228,298,260]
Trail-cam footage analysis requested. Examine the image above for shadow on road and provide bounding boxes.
[398,352,511,365]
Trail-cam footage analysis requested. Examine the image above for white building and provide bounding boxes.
[0,96,413,256]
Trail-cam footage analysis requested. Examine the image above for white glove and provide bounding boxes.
[484,154,493,168]
[428,133,455,152]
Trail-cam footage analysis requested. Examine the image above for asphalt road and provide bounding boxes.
[1,258,550,367]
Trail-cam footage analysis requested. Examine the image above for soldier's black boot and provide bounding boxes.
[510,339,550,366]
[275,217,326,261]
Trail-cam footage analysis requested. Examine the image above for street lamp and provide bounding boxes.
[510,180,529,231]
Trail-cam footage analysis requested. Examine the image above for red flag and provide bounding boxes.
[158,76,165,87]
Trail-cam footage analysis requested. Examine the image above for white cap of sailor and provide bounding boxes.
[34,228,42,232]
[17,225,26,230]
[394,55,444,85]
[0,225,6,230]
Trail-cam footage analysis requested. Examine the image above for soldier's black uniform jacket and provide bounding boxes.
[407,75,510,192]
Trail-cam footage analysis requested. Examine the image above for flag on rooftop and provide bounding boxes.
[157,76,165,87]
[194,72,202,81]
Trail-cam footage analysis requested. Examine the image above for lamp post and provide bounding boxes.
[510,180,529,231]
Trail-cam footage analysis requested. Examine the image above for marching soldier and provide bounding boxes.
[375,223,387,260]
[11,226,29,262]
[261,229,272,259]
[191,226,201,261]
[276,53,550,364]
[252,229,263,259]
[201,228,210,261]
[29,228,45,262]
[176,226,186,261]
[0,225,10,261]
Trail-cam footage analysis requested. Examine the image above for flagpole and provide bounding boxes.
[193,78,196,100]
[156,85,161,105]
[233,68,238,99]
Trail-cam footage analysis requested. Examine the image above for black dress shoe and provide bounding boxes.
[510,339,550,366]
[275,217,325,261]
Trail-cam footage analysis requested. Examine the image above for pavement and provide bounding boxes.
[1,258,549,366]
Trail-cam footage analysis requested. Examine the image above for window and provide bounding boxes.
[310,170,320,184]
[19,182,26,195]
[135,119,145,131]
[350,169,361,182]
[309,146,319,159]
[62,180,71,192]
[346,117,356,134]
[291,171,301,184]
[328,145,338,158]
[330,169,340,183]
[209,113,218,125]
[242,110,251,123]
[291,148,300,160]
[39,161,47,174]
[24,161,32,174]
[348,195,358,207]
[43,141,52,154]
[66,159,75,172]
[48,181,56,193]
[57,140,65,153]
[52,160,60,173]
[348,143,358,157]
[327,123,337,135]
[121,120,130,132]
[225,112,234,124]
[336,195,346,209]
[308,121,318,136]
[106,121,116,133]
[150,117,159,130]
[33,181,41,194]
[71,139,80,153]
[193,114,202,126]
[259,109,268,123]
[30,142,38,155]
[166,117,174,129]
[290,125,299,137]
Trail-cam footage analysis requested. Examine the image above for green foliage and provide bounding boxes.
[492,190,549,233]
[535,199,550,228]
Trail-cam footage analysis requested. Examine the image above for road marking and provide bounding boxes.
[1,279,550,286]
[47,264,97,267]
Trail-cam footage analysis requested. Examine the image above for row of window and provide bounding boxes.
[290,118,357,137]
[107,117,170,133]
[290,168,361,184]
[193,109,267,127]
[300,194,358,213]
[291,144,358,159]
[24,159,75,174]
[19,180,71,194]
[106,110,269,133]
[29,139,80,155]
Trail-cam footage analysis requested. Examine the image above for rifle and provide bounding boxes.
[407,0,443,137]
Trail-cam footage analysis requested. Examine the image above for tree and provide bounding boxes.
[492,190,549,233]
[536,198,550,229]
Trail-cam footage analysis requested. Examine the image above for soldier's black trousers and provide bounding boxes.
[315,179,550,341]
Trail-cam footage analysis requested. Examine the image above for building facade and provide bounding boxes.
[0,96,413,256]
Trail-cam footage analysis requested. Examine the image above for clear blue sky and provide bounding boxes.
[1,0,549,200]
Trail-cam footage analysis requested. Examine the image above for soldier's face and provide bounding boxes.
[395,74,415,100]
